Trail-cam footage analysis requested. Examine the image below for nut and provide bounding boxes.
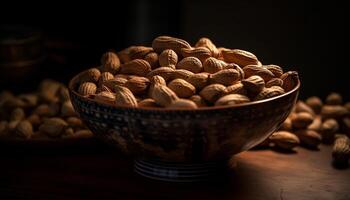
[98,72,114,86]
[203,57,226,73]
[120,59,152,77]
[321,105,348,119]
[269,131,300,150]
[66,117,84,128]
[151,84,179,107]
[241,75,265,95]
[225,82,247,95]
[295,129,322,148]
[176,57,203,73]
[10,107,25,121]
[199,84,226,103]
[210,69,240,86]
[39,118,68,137]
[114,86,138,107]
[172,69,194,80]
[325,92,343,105]
[321,119,339,143]
[255,86,285,101]
[168,79,196,98]
[78,82,97,96]
[181,47,212,63]
[305,96,323,114]
[186,73,210,90]
[138,98,159,108]
[144,52,159,69]
[280,71,299,92]
[243,65,275,82]
[221,49,259,67]
[77,68,101,84]
[215,94,250,106]
[147,67,175,81]
[195,37,219,58]
[307,115,322,132]
[291,112,314,129]
[295,100,315,116]
[152,36,191,55]
[14,120,33,139]
[224,63,245,79]
[168,99,198,109]
[332,135,350,166]
[124,77,150,95]
[264,65,283,78]
[100,51,121,74]
[94,91,116,104]
[61,101,76,117]
[159,49,178,67]
[189,95,207,107]
[118,46,153,63]
[279,117,292,131]
[266,78,283,88]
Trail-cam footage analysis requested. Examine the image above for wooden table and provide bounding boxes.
[0,141,349,200]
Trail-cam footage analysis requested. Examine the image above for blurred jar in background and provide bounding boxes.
[0,25,45,92]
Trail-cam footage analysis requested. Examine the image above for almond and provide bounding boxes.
[295,129,322,148]
[199,84,227,103]
[255,86,285,100]
[159,49,178,67]
[100,51,121,74]
[98,72,114,86]
[147,67,175,81]
[120,59,152,77]
[61,101,76,117]
[94,91,116,103]
[305,96,323,114]
[14,120,33,139]
[321,105,348,119]
[266,78,283,88]
[138,98,159,108]
[221,49,259,67]
[168,99,198,109]
[114,86,138,107]
[210,69,240,86]
[243,65,275,82]
[269,131,300,150]
[152,36,191,55]
[224,63,244,79]
[124,77,150,95]
[78,82,97,96]
[189,95,207,107]
[321,119,339,143]
[291,112,314,129]
[186,73,210,90]
[203,57,226,73]
[325,92,343,105]
[168,79,196,98]
[225,82,247,95]
[39,118,68,137]
[195,37,219,58]
[181,47,211,62]
[176,57,203,73]
[215,94,250,106]
[77,68,101,84]
[144,52,159,69]
[264,65,283,78]
[295,100,315,116]
[241,75,265,95]
[280,71,299,92]
[151,84,179,107]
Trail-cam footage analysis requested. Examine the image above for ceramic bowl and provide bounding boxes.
[69,70,300,181]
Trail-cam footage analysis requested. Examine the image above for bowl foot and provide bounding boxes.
[134,158,229,182]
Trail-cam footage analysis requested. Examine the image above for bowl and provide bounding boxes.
[69,70,300,182]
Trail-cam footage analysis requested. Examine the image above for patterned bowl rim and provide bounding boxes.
[68,69,300,112]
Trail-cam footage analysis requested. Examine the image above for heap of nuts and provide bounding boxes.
[73,36,299,109]
[267,93,350,167]
[0,80,92,140]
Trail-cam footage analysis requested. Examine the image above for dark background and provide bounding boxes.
[0,0,348,100]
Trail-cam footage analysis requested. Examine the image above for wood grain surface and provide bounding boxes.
[0,142,349,200]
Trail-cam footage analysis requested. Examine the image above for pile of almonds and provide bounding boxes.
[266,93,350,167]
[73,36,299,108]
[0,80,92,140]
